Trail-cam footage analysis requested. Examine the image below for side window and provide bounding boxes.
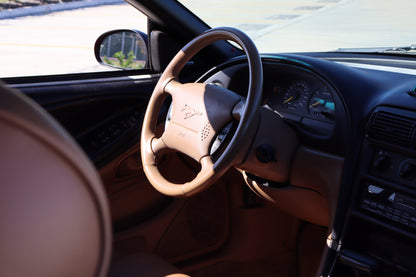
[0,1,147,77]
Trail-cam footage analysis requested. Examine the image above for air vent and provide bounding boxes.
[368,111,416,148]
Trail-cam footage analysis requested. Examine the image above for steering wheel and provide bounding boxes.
[141,27,263,197]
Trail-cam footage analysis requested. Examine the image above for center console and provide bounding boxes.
[335,106,416,276]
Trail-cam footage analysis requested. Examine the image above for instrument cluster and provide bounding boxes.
[263,66,336,136]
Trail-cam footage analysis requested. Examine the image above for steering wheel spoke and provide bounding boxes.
[182,156,215,195]
[150,137,168,155]
[164,79,183,98]
[232,100,245,120]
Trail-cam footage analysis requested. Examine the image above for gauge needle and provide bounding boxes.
[283,96,294,104]
[309,101,321,107]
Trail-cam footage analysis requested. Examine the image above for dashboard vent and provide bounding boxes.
[368,111,416,148]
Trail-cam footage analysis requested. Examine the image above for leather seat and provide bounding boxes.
[0,82,188,277]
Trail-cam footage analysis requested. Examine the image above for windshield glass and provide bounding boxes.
[178,0,415,53]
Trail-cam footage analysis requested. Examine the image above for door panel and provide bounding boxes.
[4,70,169,232]
[5,71,159,166]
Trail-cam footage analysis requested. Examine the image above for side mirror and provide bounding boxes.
[94,29,149,70]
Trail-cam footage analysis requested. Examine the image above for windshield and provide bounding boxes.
[0,0,413,78]
[178,0,415,53]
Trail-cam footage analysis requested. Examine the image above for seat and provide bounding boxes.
[0,82,188,277]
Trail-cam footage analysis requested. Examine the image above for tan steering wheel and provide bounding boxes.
[141,27,263,197]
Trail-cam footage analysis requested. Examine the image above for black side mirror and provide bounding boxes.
[94,29,149,70]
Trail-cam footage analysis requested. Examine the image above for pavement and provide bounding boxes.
[0,0,124,20]
[181,0,349,41]
[0,0,414,77]
[0,1,147,77]
[255,0,416,53]
[0,0,349,77]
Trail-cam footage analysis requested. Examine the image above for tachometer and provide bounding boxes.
[308,87,335,120]
[281,81,310,110]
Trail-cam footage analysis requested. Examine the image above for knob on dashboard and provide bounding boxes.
[255,144,276,164]
[399,161,416,180]
[373,155,391,172]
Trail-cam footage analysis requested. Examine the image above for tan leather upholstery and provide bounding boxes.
[0,82,112,277]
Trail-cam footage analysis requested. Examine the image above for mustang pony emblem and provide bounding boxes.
[181,104,203,119]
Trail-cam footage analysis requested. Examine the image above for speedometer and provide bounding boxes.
[281,81,310,110]
[308,87,335,121]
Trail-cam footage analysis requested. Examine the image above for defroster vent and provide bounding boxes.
[368,110,416,148]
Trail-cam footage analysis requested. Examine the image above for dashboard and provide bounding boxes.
[200,56,348,155]
[198,52,416,276]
